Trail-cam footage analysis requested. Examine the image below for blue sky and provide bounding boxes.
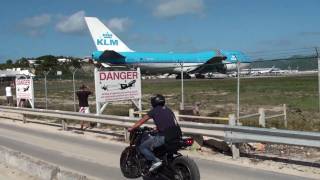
[0,0,319,62]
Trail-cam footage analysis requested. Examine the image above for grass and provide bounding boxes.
[0,75,318,131]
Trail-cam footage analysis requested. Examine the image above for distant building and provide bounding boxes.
[57,58,71,63]
[0,68,34,85]
[27,59,38,65]
[0,68,34,78]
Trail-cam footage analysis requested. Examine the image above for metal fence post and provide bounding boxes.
[283,104,287,128]
[316,47,320,112]
[43,71,49,109]
[72,68,78,112]
[258,108,265,127]
[236,58,240,125]
[180,62,184,110]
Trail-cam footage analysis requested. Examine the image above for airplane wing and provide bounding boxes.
[99,50,125,61]
[205,56,227,64]
[190,55,227,73]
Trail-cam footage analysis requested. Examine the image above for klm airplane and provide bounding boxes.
[85,17,251,77]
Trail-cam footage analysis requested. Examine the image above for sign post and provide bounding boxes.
[94,67,142,116]
[15,75,34,109]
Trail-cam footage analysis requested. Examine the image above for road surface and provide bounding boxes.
[0,120,315,180]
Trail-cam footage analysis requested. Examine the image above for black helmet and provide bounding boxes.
[151,94,165,108]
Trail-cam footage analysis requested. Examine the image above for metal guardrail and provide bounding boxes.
[132,110,229,122]
[0,106,319,159]
[131,104,287,127]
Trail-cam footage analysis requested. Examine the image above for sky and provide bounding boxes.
[0,0,319,62]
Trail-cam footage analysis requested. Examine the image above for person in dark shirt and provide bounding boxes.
[128,94,181,172]
[76,84,92,130]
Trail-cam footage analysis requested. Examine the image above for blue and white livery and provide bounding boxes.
[85,17,251,75]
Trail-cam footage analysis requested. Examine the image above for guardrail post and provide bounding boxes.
[258,108,265,127]
[129,108,134,118]
[23,114,26,124]
[174,111,180,121]
[231,144,240,159]
[62,120,68,131]
[228,114,236,126]
[124,128,129,143]
[228,114,240,159]
[283,104,287,128]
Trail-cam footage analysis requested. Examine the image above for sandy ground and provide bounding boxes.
[0,119,320,179]
[0,162,38,180]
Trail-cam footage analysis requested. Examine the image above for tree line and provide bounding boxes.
[0,55,84,78]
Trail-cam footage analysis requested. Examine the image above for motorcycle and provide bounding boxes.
[120,127,200,180]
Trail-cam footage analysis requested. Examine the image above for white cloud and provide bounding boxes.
[56,11,86,34]
[107,17,132,32]
[18,14,51,37]
[21,14,52,28]
[153,0,205,18]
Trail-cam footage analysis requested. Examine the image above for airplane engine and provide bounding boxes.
[225,63,237,71]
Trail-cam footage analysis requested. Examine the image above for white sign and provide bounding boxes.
[95,70,141,102]
[16,76,33,100]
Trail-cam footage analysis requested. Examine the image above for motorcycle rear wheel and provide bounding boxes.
[172,156,200,180]
[143,156,200,180]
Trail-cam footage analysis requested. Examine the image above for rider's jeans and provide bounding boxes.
[139,135,165,162]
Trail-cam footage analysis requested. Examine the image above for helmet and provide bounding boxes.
[151,94,165,108]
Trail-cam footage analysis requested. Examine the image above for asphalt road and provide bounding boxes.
[0,121,314,180]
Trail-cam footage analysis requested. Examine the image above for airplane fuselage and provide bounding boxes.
[92,50,251,74]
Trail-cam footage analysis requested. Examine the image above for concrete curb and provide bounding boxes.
[0,146,91,180]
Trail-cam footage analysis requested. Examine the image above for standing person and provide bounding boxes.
[76,84,92,130]
[128,94,182,172]
[5,83,13,106]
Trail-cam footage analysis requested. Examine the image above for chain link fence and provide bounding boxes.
[0,47,318,131]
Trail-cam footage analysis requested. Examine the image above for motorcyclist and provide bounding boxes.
[128,94,181,172]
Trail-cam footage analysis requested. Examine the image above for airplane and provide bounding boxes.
[101,80,136,91]
[84,17,252,78]
[241,66,278,76]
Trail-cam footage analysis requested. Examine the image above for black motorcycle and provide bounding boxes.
[120,127,200,180]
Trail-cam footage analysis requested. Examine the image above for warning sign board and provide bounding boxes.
[16,76,33,100]
[15,75,34,108]
[95,70,141,103]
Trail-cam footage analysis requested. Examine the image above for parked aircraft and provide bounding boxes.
[85,17,252,77]
[241,66,278,76]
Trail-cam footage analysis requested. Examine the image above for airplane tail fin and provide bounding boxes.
[84,17,134,52]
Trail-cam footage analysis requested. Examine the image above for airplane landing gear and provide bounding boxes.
[176,73,191,79]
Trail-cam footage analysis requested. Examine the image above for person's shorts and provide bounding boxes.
[79,106,90,113]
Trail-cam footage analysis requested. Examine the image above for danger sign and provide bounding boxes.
[16,77,33,100]
[95,70,141,102]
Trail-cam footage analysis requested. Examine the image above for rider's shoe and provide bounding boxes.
[149,161,162,172]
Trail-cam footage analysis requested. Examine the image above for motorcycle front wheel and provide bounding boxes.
[120,147,141,179]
